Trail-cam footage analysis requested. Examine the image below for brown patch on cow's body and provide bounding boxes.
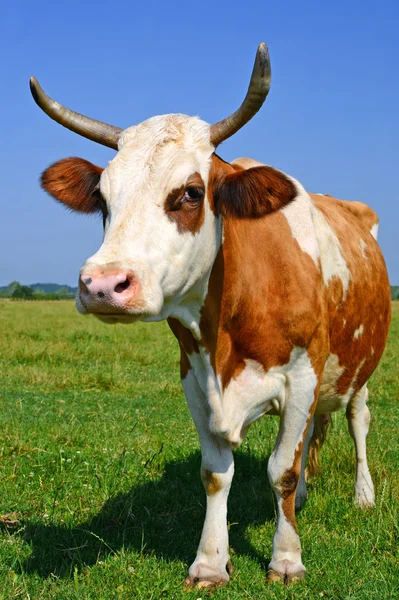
[280,467,298,491]
[41,157,104,213]
[201,468,222,495]
[279,468,299,529]
[164,172,205,234]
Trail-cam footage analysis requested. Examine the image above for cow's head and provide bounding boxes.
[31,44,272,323]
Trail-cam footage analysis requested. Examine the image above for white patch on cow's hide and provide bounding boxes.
[282,187,321,267]
[354,324,364,340]
[370,222,379,240]
[318,353,366,414]
[317,353,345,413]
[310,205,351,299]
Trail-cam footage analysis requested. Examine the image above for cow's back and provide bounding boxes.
[309,193,380,239]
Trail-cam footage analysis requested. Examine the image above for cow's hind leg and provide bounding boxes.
[267,354,319,584]
[346,384,375,507]
[295,418,314,512]
[182,368,234,589]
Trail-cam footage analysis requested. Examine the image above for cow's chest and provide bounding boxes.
[184,346,317,447]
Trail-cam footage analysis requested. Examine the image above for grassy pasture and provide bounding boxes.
[0,300,398,600]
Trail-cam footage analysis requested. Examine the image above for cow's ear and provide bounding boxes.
[41,157,104,213]
[214,165,297,219]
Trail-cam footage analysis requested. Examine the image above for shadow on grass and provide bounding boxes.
[11,450,276,578]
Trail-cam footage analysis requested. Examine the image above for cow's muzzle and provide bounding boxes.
[79,265,142,314]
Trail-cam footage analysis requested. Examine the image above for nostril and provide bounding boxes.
[114,277,131,294]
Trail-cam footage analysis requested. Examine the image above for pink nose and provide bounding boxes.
[79,268,140,313]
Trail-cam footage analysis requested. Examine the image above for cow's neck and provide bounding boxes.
[167,267,219,341]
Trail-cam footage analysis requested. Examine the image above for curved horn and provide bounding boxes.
[30,77,123,150]
[210,43,271,147]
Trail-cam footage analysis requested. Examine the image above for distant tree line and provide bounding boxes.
[0,281,398,301]
[0,281,76,300]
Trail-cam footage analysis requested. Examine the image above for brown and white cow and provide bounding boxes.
[31,43,391,587]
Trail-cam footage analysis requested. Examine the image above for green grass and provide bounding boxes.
[0,300,398,599]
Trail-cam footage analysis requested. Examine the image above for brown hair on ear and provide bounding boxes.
[214,165,297,219]
[41,157,104,213]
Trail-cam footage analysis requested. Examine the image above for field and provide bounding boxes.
[0,300,398,600]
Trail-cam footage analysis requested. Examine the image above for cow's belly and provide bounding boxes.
[316,353,355,414]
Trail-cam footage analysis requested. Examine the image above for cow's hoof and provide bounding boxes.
[183,577,224,590]
[184,560,232,589]
[355,498,375,509]
[267,559,305,585]
[354,487,375,508]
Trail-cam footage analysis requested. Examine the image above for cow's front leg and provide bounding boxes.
[182,368,234,589]
[295,417,314,512]
[267,364,318,584]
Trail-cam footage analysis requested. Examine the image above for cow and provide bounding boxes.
[30,43,391,587]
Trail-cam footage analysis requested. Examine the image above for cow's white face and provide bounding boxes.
[45,115,221,323]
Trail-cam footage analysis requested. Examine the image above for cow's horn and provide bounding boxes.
[210,43,271,147]
[30,77,122,150]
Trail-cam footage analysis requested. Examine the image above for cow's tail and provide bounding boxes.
[306,413,331,479]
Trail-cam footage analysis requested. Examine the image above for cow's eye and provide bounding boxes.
[165,181,205,213]
[181,187,205,203]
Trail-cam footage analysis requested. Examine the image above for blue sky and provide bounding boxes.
[1,0,398,286]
